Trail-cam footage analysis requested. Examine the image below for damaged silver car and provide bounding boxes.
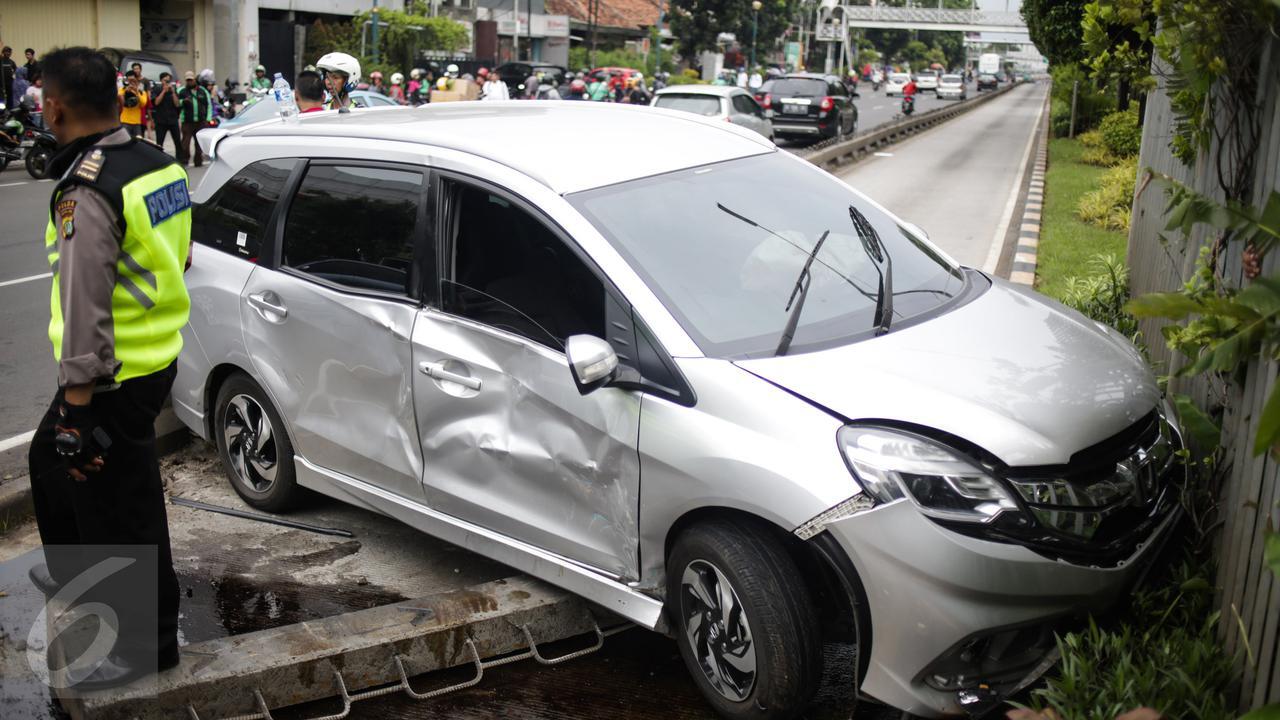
[175,102,1181,719]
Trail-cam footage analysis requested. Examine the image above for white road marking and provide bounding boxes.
[982,89,1047,275]
[0,430,35,453]
[0,272,52,289]
[0,181,30,188]
[872,105,884,110]
[873,152,894,157]
[39,179,52,182]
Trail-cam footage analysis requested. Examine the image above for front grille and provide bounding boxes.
[942,409,1182,566]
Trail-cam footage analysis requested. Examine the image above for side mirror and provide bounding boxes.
[566,335,619,395]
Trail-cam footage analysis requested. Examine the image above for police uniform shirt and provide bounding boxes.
[51,127,132,387]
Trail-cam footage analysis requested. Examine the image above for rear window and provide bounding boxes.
[771,78,827,97]
[941,75,962,83]
[654,94,723,116]
[890,74,911,83]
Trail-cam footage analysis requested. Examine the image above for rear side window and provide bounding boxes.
[654,94,722,116]
[282,164,424,296]
[192,158,297,260]
[771,79,826,97]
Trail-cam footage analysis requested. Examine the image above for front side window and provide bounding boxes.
[281,164,423,296]
[440,181,605,351]
[192,158,297,259]
[570,153,968,359]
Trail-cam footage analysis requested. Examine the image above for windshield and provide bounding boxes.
[654,94,723,116]
[772,79,826,96]
[569,153,967,358]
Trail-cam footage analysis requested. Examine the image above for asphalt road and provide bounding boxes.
[837,81,1049,269]
[777,80,985,150]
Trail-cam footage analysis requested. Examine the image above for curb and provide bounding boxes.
[1009,96,1050,287]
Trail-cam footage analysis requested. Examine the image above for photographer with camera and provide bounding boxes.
[118,70,148,138]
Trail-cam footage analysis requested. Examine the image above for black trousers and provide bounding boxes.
[154,123,181,156]
[28,363,180,665]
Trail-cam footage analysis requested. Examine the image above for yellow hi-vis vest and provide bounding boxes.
[45,138,191,383]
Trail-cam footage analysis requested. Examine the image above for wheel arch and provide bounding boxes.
[662,505,874,700]
[203,362,300,453]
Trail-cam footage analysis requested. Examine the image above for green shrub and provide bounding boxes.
[1077,129,1105,149]
[1077,158,1138,231]
[664,73,707,86]
[1056,254,1140,342]
[1099,109,1142,158]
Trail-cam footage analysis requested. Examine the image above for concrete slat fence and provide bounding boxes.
[1126,40,1280,709]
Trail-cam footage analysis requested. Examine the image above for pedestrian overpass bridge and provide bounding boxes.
[832,6,1030,35]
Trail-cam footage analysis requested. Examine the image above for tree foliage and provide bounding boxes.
[1081,0,1156,108]
[668,0,797,63]
[1020,0,1088,67]
[305,5,469,79]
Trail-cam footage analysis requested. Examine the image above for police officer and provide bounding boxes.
[316,52,360,111]
[27,47,190,688]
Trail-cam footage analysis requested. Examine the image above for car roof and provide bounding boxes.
[653,85,744,97]
[232,101,773,194]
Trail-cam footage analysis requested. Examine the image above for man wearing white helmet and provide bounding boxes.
[316,52,360,111]
[250,64,270,92]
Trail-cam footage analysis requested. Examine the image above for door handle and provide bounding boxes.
[247,292,288,319]
[418,361,481,391]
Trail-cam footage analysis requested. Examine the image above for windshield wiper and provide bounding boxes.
[850,205,893,335]
[775,230,829,356]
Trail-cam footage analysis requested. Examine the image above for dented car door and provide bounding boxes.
[410,176,642,580]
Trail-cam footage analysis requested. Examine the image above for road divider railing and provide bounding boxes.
[800,81,1020,171]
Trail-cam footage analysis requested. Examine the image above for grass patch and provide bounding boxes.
[1035,138,1130,300]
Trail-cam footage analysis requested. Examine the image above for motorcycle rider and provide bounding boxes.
[901,75,918,115]
[249,64,270,95]
[368,70,386,95]
[388,72,407,104]
[564,78,589,100]
[316,52,360,111]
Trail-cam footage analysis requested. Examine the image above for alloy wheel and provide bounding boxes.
[222,394,279,493]
[680,559,757,702]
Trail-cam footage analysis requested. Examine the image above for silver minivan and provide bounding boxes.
[178,101,1179,719]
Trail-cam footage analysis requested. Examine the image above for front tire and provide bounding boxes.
[214,373,299,512]
[668,518,822,720]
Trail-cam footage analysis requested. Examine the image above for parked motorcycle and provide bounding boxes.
[901,94,915,116]
[0,102,24,172]
[24,124,56,180]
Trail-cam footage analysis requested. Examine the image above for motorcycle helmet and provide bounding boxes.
[570,78,587,94]
[370,70,383,81]
[198,68,215,84]
[446,63,460,77]
[316,52,362,92]
[391,72,404,85]
[255,64,266,73]
[410,68,421,80]
[477,67,489,79]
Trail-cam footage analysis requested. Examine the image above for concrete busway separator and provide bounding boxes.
[800,80,1020,172]
[52,576,624,720]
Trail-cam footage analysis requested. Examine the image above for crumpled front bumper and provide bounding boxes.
[823,499,1177,717]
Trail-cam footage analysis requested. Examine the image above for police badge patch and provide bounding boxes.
[57,199,76,240]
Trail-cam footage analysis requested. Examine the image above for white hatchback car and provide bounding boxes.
[181,102,1179,719]
[651,85,774,140]
[936,74,968,100]
[883,72,911,96]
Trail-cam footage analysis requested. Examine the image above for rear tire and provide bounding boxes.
[214,373,299,512]
[25,146,52,180]
[668,518,822,720]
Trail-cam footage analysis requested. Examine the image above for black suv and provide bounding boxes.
[763,73,858,142]
[495,63,567,96]
[977,73,999,91]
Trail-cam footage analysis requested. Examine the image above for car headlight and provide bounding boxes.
[837,426,1020,523]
